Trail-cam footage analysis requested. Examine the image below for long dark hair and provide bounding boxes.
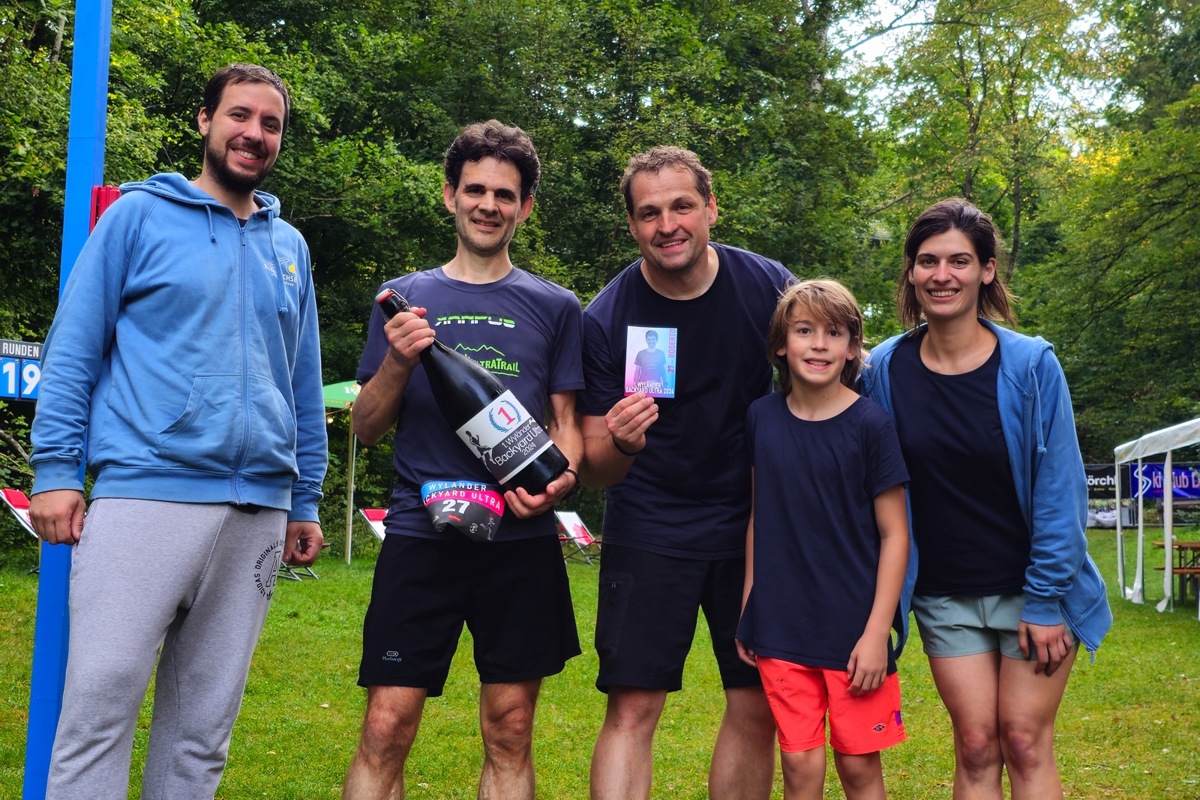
[896,198,1016,329]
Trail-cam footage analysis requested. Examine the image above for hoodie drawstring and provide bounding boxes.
[267,216,287,315]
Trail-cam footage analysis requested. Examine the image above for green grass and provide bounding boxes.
[1,530,1198,798]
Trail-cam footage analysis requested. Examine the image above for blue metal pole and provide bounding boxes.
[23,0,112,797]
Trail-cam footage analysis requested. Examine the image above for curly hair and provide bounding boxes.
[444,120,541,201]
[619,146,712,214]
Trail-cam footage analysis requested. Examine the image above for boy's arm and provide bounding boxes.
[847,483,910,695]
[735,478,758,667]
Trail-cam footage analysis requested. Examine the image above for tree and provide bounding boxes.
[0,0,876,537]
[1101,0,1200,131]
[847,0,1097,341]
[1020,87,1200,459]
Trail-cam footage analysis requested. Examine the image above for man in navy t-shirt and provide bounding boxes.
[343,121,584,800]
[579,146,794,800]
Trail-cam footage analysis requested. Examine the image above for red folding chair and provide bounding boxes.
[359,508,387,542]
[2,488,40,573]
[555,511,600,565]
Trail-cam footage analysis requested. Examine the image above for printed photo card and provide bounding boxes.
[624,325,677,398]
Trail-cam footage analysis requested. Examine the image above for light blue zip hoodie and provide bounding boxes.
[31,173,327,521]
[860,320,1113,657]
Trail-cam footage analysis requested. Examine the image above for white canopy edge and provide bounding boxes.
[1114,417,1200,464]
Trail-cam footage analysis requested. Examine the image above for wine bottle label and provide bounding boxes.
[455,390,557,486]
[421,480,506,543]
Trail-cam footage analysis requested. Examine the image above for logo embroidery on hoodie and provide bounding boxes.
[263,259,299,286]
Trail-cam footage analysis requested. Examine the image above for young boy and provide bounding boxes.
[735,279,910,800]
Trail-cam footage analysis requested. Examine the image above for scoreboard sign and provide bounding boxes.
[0,339,41,401]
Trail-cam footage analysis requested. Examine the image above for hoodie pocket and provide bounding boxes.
[156,374,296,475]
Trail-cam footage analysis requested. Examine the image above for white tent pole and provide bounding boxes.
[1133,458,1145,604]
[1158,450,1175,612]
[1115,459,1125,598]
[344,424,356,565]
[1114,416,1200,611]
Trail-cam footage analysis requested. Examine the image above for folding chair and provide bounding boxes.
[278,531,326,581]
[1,488,40,574]
[555,511,600,564]
[359,508,387,542]
[278,562,319,581]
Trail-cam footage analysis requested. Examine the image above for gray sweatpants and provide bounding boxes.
[45,498,287,800]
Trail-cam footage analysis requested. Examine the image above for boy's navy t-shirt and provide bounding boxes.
[737,393,909,671]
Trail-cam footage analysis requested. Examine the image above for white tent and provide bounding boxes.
[1113,417,1200,616]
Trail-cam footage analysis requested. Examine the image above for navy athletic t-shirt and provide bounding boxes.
[888,331,1030,596]
[737,393,909,671]
[357,267,584,542]
[578,243,793,559]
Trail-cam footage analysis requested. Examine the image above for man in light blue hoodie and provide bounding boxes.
[28,63,327,800]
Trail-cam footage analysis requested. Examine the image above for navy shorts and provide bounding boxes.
[359,533,581,696]
[594,543,761,693]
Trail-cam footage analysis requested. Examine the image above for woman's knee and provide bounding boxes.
[999,720,1054,776]
[954,725,1003,774]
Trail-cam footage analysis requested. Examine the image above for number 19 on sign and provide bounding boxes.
[0,357,40,400]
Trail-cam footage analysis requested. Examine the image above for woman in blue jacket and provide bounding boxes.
[860,198,1111,799]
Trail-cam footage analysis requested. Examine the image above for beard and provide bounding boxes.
[203,137,274,194]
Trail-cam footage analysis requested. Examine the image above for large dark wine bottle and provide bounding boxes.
[376,288,569,495]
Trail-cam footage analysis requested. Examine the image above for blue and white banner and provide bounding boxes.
[1128,463,1200,500]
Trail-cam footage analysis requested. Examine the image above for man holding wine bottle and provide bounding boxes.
[579,146,795,800]
[343,121,585,800]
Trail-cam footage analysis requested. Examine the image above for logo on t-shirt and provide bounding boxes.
[434,314,520,378]
[455,343,519,378]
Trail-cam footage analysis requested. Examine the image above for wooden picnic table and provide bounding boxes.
[1153,540,1200,605]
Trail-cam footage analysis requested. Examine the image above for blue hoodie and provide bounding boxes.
[860,320,1113,657]
[30,173,327,521]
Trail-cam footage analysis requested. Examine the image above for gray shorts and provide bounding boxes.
[911,594,1072,660]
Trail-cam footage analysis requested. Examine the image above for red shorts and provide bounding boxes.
[757,657,906,755]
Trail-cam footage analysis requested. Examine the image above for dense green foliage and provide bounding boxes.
[0,0,1197,546]
[1019,0,1200,459]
